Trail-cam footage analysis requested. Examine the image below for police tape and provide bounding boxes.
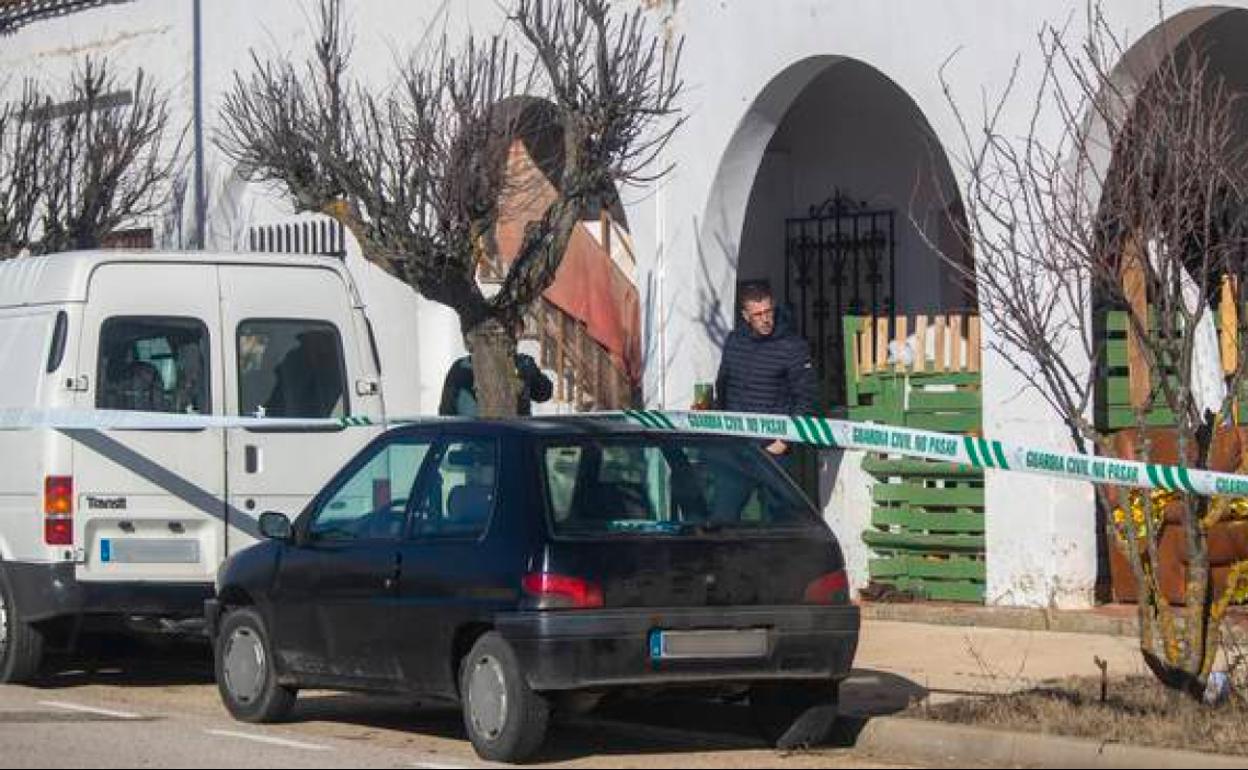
[619,409,1248,499]
[3,406,1248,499]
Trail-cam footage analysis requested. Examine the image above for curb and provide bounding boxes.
[851,715,1248,769]
[860,602,1141,638]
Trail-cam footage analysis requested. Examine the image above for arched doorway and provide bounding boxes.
[705,57,981,602]
[735,58,973,410]
[1089,7,1248,604]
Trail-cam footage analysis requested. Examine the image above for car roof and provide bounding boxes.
[384,416,692,440]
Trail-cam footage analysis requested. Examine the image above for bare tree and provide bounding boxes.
[218,0,683,416]
[0,57,184,257]
[936,3,1248,698]
[0,80,49,257]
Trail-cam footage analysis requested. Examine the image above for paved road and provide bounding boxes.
[0,637,922,769]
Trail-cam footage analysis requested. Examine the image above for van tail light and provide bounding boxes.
[803,570,849,605]
[44,475,74,546]
[522,572,604,610]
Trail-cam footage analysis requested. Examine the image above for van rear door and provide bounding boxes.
[219,263,383,556]
[71,262,226,585]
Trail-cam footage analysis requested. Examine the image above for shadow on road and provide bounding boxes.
[32,634,214,689]
[23,643,934,762]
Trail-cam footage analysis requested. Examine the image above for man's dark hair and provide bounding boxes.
[738,280,773,309]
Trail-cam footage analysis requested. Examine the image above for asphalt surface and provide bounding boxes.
[0,636,923,769]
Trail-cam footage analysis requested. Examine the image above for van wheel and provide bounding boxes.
[0,566,45,683]
[215,607,296,723]
[460,631,549,763]
[749,680,840,750]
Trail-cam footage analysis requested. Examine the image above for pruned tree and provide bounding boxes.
[935,3,1248,699]
[0,57,184,257]
[218,0,683,416]
[0,80,49,258]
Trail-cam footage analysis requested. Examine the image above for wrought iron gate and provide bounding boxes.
[784,195,896,409]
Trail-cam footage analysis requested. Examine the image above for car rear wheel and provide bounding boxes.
[0,565,45,684]
[215,607,296,723]
[749,680,840,750]
[460,631,549,763]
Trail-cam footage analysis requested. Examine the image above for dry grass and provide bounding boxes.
[908,675,1248,756]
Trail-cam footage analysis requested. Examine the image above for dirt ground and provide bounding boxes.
[908,673,1248,756]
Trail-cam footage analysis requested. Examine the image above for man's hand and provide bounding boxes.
[765,439,788,456]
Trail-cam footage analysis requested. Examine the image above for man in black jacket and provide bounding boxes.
[709,283,817,521]
[438,352,554,417]
[714,282,818,457]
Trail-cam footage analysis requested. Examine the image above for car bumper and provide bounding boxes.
[3,561,214,624]
[496,604,859,692]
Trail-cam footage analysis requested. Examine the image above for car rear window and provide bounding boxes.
[541,436,820,537]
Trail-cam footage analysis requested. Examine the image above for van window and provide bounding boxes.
[96,317,210,414]
[0,313,55,407]
[237,320,348,418]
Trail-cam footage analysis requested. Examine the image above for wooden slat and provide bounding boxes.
[851,323,863,379]
[913,315,928,373]
[894,316,909,372]
[947,314,963,372]
[968,316,982,372]
[1121,235,1151,409]
[933,316,946,373]
[859,319,874,375]
[875,316,889,371]
[1221,274,1238,376]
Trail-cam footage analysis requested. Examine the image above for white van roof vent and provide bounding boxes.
[248,218,346,260]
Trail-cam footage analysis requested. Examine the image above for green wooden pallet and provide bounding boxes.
[844,316,987,604]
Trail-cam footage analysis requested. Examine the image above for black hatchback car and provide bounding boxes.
[205,418,859,763]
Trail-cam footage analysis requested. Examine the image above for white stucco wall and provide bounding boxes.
[7,0,1248,608]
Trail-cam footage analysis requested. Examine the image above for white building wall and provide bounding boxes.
[6,0,1248,608]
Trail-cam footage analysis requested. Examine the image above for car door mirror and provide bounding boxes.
[259,511,293,541]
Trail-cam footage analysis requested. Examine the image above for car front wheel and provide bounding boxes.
[460,631,549,763]
[749,680,840,750]
[215,607,296,723]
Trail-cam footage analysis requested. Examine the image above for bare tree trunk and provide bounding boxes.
[465,318,522,418]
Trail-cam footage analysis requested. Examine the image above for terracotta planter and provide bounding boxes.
[1106,428,1248,606]
[1108,508,1248,605]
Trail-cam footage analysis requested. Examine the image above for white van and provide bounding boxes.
[0,250,392,682]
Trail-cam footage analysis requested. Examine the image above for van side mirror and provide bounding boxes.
[259,511,293,542]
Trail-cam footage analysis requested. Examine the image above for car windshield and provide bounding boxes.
[541,436,820,537]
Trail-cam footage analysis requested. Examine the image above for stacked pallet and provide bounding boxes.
[844,315,987,603]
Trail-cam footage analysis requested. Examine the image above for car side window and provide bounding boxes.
[410,437,499,540]
[309,438,434,542]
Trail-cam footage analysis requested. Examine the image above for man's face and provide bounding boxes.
[742,297,775,337]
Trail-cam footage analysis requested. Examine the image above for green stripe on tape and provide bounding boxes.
[991,441,1010,470]
[1177,466,1198,495]
[1145,464,1164,490]
[1161,465,1180,493]
[626,410,655,428]
[964,437,983,468]
[794,418,813,446]
[978,438,995,468]
[651,411,677,430]
[814,418,834,447]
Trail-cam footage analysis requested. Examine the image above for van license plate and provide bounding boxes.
[100,539,200,564]
[649,629,769,661]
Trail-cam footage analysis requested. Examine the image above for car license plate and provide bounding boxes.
[649,628,769,661]
[100,538,200,564]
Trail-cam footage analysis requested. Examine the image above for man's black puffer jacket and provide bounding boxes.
[714,309,818,416]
